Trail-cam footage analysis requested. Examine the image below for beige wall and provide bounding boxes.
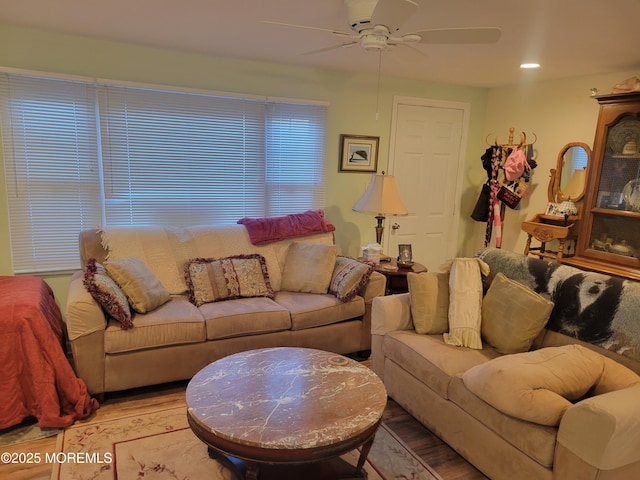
[479,70,638,255]
[0,24,487,309]
[0,24,636,313]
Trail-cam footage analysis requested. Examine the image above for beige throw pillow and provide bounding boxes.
[481,272,554,354]
[462,345,640,426]
[105,257,171,314]
[407,272,449,334]
[281,243,338,294]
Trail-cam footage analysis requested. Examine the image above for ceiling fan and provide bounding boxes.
[264,0,501,55]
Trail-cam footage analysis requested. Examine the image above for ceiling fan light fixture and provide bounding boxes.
[361,33,389,50]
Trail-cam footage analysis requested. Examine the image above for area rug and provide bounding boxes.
[52,406,443,480]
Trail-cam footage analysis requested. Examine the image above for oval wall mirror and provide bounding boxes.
[553,142,592,203]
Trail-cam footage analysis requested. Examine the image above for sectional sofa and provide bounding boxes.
[372,248,640,480]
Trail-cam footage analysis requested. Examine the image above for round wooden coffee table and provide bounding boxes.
[186,347,387,480]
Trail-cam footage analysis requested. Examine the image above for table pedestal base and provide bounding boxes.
[207,439,373,480]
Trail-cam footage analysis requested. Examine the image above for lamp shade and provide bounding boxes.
[352,174,408,215]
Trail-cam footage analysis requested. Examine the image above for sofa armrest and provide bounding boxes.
[357,271,386,352]
[65,270,107,395]
[361,270,386,303]
[65,270,107,341]
[557,383,640,472]
[371,292,414,335]
[371,293,414,379]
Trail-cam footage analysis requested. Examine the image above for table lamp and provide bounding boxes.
[352,172,408,251]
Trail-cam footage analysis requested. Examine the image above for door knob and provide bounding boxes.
[392,223,400,230]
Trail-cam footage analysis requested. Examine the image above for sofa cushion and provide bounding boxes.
[184,254,274,306]
[448,375,558,468]
[99,226,196,295]
[274,291,364,331]
[382,330,501,399]
[481,272,554,354]
[280,242,338,294]
[186,224,285,291]
[83,259,132,329]
[329,257,374,302]
[443,258,488,349]
[199,296,291,340]
[105,257,172,314]
[462,345,640,427]
[104,297,205,354]
[407,272,449,335]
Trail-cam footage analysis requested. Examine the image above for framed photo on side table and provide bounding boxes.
[398,244,413,263]
[339,134,379,172]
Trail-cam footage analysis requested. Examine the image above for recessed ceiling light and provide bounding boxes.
[520,63,541,69]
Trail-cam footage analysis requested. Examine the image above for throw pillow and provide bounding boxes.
[83,258,133,329]
[462,345,640,426]
[407,272,449,334]
[329,256,374,302]
[104,257,171,314]
[443,258,488,349]
[280,242,338,294]
[184,254,274,307]
[481,272,554,354]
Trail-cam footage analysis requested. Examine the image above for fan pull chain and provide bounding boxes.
[375,49,382,121]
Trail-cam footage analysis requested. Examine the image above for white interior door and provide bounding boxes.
[385,97,469,272]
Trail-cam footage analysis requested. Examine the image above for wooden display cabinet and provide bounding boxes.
[568,92,640,280]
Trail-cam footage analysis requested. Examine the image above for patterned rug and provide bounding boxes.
[51,406,442,480]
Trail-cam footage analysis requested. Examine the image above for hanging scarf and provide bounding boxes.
[484,146,503,248]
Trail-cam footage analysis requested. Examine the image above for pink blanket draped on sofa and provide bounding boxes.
[237,210,336,245]
[0,276,98,429]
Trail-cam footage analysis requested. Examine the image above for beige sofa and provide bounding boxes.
[371,248,640,480]
[66,224,385,396]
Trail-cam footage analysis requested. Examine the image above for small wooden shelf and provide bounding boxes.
[522,214,577,261]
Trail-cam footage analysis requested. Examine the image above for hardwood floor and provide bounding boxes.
[1,380,487,480]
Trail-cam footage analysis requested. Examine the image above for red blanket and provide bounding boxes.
[0,276,98,428]
[238,210,336,245]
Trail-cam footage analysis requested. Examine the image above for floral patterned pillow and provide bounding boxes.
[184,254,274,307]
[83,258,133,329]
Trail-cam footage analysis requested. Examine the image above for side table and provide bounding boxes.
[374,259,427,294]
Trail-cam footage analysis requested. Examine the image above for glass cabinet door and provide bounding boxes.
[571,93,640,279]
[589,114,640,259]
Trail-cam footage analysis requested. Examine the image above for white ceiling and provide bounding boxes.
[1,0,639,88]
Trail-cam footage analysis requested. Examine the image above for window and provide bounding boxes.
[0,72,327,273]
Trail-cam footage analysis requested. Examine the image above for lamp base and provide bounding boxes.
[375,214,385,245]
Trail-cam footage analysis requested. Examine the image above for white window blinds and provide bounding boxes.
[0,74,102,273]
[0,72,327,274]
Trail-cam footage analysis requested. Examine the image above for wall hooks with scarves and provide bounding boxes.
[476,127,539,249]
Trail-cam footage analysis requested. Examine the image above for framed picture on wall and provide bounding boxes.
[339,134,379,172]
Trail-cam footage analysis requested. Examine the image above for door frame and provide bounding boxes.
[386,96,471,261]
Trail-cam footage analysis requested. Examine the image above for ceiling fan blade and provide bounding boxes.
[371,0,418,32]
[262,20,353,38]
[302,42,359,55]
[413,27,502,44]
[393,42,429,61]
